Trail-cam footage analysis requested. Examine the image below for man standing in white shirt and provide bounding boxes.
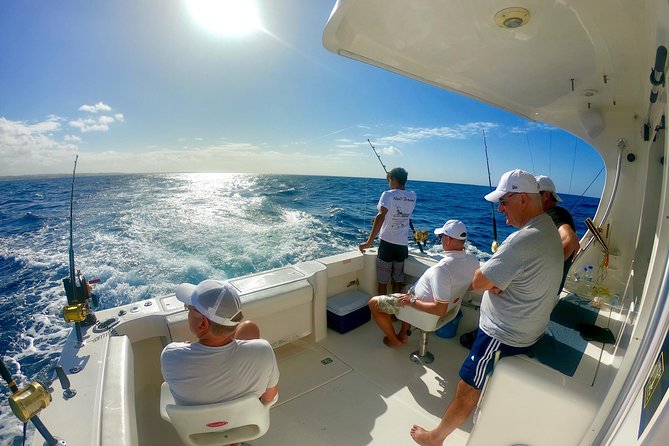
[359,167,417,294]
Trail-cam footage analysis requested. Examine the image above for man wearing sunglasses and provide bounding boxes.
[411,169,562,446]
[368,219,478,348]
[161,279,279,406]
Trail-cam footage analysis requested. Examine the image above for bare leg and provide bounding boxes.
[410,380,481,445]
[233,320,260,340]
[378,282,387,295]
[369,297,403,347]
[397,321,411,344]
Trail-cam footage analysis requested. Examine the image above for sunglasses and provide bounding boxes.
[498,192,519,205]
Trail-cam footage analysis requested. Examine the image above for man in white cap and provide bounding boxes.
[161,279,279,406]
[410,169,562,446]
[536,175,580,293]
[368,219,479,347]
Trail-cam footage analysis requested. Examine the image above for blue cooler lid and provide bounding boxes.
[326,290,370,316]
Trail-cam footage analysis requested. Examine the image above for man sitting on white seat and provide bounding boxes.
[368,220,479,348]
[161,279,279,406]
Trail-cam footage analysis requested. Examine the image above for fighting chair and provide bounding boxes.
[397,304,461,364]
[160,382,276,446]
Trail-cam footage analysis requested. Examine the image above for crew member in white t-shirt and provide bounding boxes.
[368,220,479,348]
[161,279,279,406]
[359,167,417,294]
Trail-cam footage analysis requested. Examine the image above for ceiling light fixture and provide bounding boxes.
[495,7,530,29]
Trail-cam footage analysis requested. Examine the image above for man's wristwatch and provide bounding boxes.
[409,296,417,304]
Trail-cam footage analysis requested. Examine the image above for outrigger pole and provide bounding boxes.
[367,139,426,253]
[482,130,499,253]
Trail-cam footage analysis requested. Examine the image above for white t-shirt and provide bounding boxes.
[377,188,417,246]
[479,213,563,347]
[413,251,479,305]
[161,338,280,406]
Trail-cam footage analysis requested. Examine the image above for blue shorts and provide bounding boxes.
[459,329,532,389]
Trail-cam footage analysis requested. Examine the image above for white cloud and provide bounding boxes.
[63,135,82,142]
[78,102,112,113]
[379,121,499,145]
[510,122,555,134]
[0,117,77,175]
[382,145,402,156]
[69,113,124,133]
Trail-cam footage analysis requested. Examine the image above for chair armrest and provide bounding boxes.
[159,382,175,422]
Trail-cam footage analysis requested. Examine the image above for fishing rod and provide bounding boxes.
[62,156,99,344]
[366,139,427,253]
[367,139,388,174]
[482,130,499,253]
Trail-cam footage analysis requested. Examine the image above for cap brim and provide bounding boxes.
[484,189,506,202]
[175,283,197,305]
[434,227,444,235]
[552,192,563,202]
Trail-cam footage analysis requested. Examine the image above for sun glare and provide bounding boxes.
[185,0,261,37]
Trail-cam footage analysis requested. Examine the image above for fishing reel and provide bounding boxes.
[8,381,52,423]
[413,230,429,244]
[62,270,99,326]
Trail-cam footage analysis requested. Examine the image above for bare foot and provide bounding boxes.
[397,330,409,344]
[410,425,442,446]
[383,336,403,348]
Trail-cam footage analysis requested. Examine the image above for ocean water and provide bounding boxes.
[0,173,599,444]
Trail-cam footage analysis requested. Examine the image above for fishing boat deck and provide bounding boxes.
[128,298,616,446]
[132,314,476,446]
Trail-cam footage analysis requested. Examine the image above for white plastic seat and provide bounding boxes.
[397,303,460,364]
[160,382,276,446]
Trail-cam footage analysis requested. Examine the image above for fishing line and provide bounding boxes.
[482,129,499,253]
[569,137,578,194]
[548,128,552,176]
[523,121,536,174]
[569,166,605,213]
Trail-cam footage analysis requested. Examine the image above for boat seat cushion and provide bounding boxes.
[101,335,139,446]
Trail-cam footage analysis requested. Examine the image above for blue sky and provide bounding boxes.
[0,0,604,197]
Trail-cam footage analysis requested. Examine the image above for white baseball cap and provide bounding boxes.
[176,279,242,326]
[434,219,468,240]
[535,175,562,202]
[484,169,540,202]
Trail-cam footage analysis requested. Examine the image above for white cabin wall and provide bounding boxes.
[564,111,646,302]
[579,45,669,445]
